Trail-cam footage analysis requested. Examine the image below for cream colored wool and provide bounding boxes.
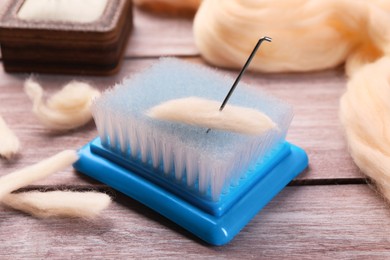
[147,97,277,135]
[0,115,20,160]
[138,0,390,202]
[193,0,390,74]
[24,79,100,131]
[340,57,390,200]
[0,150,78,200]
[2,191,111,219]
[0,150,111,218]
[17,0,108,23]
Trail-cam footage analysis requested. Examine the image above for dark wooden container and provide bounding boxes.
[0,0,133,75]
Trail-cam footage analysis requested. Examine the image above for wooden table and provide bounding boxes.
[2,6,390,259]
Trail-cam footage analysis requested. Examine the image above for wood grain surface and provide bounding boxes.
[2,185,390,259]
[126,8,198,57]
[0,1,388,259]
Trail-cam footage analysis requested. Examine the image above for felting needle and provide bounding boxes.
[206,36,272,133]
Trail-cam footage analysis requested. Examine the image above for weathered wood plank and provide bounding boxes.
[125,8,198,57]
[1,185,389,259]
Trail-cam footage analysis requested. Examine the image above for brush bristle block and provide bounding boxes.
[74,140,308,245]
[92,58,294,203]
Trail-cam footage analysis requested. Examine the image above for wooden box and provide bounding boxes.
[0,0,133,75]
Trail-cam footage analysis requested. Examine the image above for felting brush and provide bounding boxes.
[74,37,308,245]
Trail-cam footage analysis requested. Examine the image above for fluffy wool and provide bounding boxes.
[340,57,390,200]
[2,191,111,219]
[17,0,108,23]
[193,0,390,74]
[0,150,78,200]
[0,115,20,160]
[24,79,100,131]
[0,150,111,218]
[147,97,277,135]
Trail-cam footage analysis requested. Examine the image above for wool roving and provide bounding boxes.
[24,79,100,131]
[0,150,78,200]
[147,97,277,135]
[0,115,20,160]
[193,0,389,74]
[17,0,108,23]
[2,191,111,219]
[0,150,111,218]
[340,57,390,201]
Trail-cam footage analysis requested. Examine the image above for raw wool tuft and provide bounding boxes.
[147,97,277,135]
[17,0,108,23]
[0,150,79,200]
[24,79,101,131]
[2,191,111,219]
[0,150,112,218]
[0,115,20,160]
[136,0,390,203]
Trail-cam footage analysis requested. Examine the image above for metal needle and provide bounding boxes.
[206,36,272,133]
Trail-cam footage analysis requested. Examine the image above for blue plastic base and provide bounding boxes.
[74,139,308,246]
[89,138,292,217]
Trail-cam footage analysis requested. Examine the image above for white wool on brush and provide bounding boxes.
[17,0,108,23]
[24,79,100,131]
[0,115,20,160]
[191,0,390,202]
[2,191,111,219]
[93,58,293,201]
[147,97,277,135]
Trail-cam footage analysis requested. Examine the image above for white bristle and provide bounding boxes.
[198,161,210,195]
[92,58,293,202]
[173,150,185,181]
[185,151,197,187]
[128,120,139,157]
[162,142,173,175]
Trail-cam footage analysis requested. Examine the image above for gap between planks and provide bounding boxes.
[12,177,370,197]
